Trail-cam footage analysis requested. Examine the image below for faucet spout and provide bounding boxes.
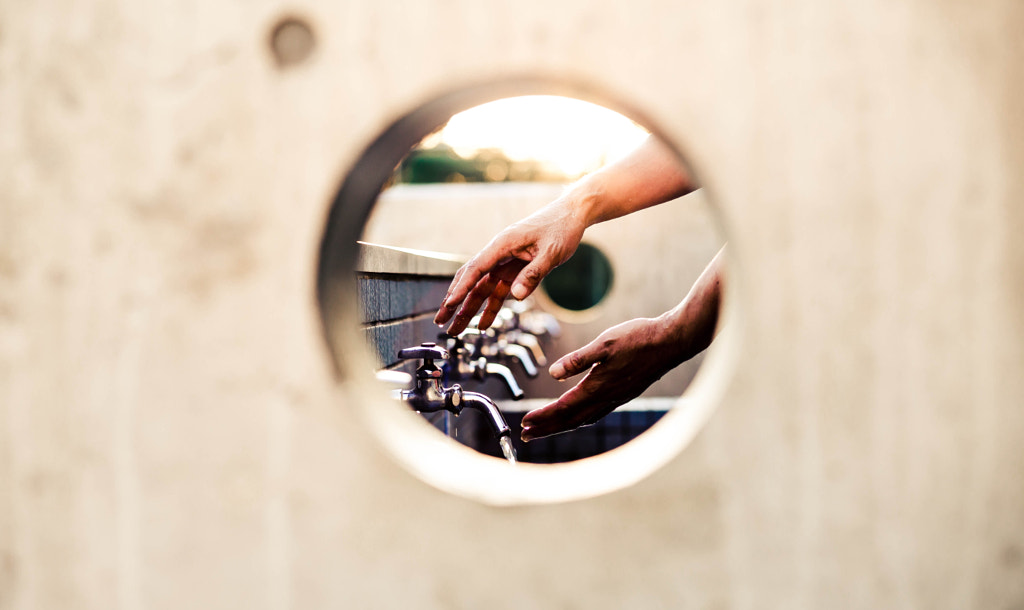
[461,391,512,439]
[506,330,547,367]
[498,342,539,377]
[482,362,525,400]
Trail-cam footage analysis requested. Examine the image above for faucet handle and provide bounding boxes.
[458,327,482,338]
[496,307,516,327]
[457,327,494,348]
[396,342,449,365]
[469,312,511,332]
[523,311,561,338]
[439,333,466,352]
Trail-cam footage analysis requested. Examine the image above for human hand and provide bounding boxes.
[519,317,687,442]
[519,247,724,441]
[434,197,588,335]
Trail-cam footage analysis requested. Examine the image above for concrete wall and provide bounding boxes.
[2,1,1023,609]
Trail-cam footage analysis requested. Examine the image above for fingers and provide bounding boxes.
[437,257,526,332]
[510,257,550,301]
[434,265,468,325]
[476,280,512,331]
[435,263,478,326]
[444,272,501,335]
[435,238,557,333]
[548,340,606,380]
[434,246,508,325]
[520,381,609,442]
[521,339,616,441]
[522,373,598,429]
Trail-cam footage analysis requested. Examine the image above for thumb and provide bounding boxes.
[510,256,554,301]
[549,341,605,380]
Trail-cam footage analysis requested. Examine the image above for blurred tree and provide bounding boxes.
[392,144,570,184]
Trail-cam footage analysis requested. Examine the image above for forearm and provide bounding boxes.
[657,247,725,364]
[569,136,697,227]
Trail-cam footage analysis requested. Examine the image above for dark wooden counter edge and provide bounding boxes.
[355,241,467,277]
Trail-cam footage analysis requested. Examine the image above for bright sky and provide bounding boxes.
[430,95,650,178]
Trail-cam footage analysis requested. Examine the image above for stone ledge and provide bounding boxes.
[355,241,466,276]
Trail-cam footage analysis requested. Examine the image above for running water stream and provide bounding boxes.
[498,435,518,464]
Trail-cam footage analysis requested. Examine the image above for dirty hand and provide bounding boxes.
[434,197,587,335]
[519,248,724,442]
[519,317,688,442]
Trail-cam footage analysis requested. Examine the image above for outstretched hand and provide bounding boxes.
[434,198,587,335]
[433,136,698,336]
[519,317,686,442]
[519,247,724,442]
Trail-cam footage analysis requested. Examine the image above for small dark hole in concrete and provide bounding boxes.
[269,17,316,68]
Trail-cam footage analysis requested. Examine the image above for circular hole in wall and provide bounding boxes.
[317,79,736,505]
[541,242,614,312]
[268,16,316,68]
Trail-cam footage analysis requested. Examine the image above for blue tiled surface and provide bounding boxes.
[358,273,451,368]
[357,276,449,324]
[454,409,669,464]
[363,315,449,369]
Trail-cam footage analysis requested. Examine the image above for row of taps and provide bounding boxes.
[378,300,561,463]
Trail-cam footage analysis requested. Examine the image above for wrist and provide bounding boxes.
[653,308,693,367]
[563,172,609,228]
[656,282,722,366]
[654,295,713,366]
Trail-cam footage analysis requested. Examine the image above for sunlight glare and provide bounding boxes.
[439,96,649,178]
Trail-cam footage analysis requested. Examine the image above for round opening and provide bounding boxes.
[540,242,614,312]
[268,16,316,68]
[317,78,736,504]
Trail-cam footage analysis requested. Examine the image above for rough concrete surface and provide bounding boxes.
[1,0,1023,609]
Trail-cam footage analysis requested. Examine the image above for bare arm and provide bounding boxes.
[571,135,695,225]
[434,136,696,334]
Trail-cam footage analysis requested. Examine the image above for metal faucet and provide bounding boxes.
[395,343,464,414]
[503,328,548,367]
[439,334,525,399]
[494,306,554,366]
[508,300,562,338]
[466,317,544,374]
[396,343,513,444]
[460,326,539,378]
